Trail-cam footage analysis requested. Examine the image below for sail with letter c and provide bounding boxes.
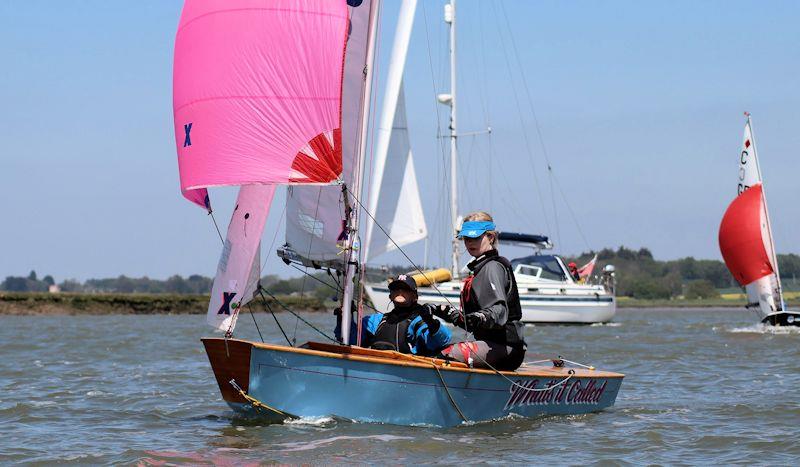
[718,116,782,316]
[173,0,349,331]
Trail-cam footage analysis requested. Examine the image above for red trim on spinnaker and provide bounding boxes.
[718,184,773,286]
[289,128,343,183]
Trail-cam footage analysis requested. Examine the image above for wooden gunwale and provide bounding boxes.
[208,338,624,379]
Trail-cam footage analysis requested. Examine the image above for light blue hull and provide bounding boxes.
[237,343,623,427]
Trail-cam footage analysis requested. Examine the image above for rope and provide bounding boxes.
[245,302,265,343]
[208,211,225,245]
[256,291,293,347]
[229,379,297,419]
[432,363,468,423]
[258,288,338,343]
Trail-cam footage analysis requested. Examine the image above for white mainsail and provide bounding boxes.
[363,0,427,263]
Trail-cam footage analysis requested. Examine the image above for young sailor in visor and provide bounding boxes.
[335,274,451,356]
[434,211,527,370]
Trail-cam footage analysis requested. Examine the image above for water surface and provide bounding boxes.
[2,308,799,464]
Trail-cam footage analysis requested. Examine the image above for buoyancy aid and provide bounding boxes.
[369,307,416,353]
[461,249,526,348]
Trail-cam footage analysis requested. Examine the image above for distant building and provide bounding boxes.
[48,285,61,294]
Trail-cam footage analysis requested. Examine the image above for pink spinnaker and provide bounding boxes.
[173,0,349,209]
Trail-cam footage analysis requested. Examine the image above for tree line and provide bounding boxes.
[3,248,799,300]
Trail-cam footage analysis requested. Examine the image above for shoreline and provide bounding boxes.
[3,292,794,315]
[0,292,330,316]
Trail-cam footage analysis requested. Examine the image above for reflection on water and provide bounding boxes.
[2,308,800,464]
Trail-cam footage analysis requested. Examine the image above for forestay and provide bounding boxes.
[172,0,350,332]
[363,0,427,263]
[282,0,376,270]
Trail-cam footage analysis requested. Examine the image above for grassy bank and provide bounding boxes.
[0,292,330,315]
[617,295,800,308]
[3,292,798,315]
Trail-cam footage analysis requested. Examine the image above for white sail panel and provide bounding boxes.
[363,0,422,262]
[207,185,276,332]
[737,120,762,195]
[281,0,375,270]
[746,275,778,317]
[366,86,427,260]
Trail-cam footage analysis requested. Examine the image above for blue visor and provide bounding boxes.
[457,221,495,238]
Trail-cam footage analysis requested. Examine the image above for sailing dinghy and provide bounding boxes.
[173,0,623,427]
[718,114,799,326]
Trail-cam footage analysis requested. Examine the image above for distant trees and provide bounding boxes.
[2,251,798,298]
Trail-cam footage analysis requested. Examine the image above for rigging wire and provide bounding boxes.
[245,302,265,343]
[258,288,338,343]
[256,289,293,347]
[489,1,552,238]
[208,211,225,245]
[497,0,591,252]
[421,0,453,269]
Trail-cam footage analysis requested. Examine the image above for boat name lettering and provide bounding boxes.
[504,379,607,410]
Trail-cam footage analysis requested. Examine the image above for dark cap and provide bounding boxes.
[388,274,417,292]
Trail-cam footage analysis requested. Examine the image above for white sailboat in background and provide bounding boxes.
[362,0,616,324]
[718,113,799,326]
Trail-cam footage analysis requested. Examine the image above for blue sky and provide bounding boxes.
[1,1,798,281]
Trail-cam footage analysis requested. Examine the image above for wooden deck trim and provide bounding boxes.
[206,338,624,378]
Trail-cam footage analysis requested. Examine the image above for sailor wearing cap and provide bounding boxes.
[334,274,451,356]
[433,211,527,371]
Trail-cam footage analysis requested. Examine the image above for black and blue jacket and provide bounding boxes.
[335,304,451,356]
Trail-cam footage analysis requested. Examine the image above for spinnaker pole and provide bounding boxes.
[341,0,381,345]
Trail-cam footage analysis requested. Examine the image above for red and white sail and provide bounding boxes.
[173,0,350,331]
[718,116,783,317]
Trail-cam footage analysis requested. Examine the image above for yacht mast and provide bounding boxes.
[438,0,459,277]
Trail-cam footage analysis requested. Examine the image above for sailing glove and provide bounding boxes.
[466,311,488,330]
[418,305,441,333]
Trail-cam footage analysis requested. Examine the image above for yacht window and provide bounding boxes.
[515,265,542,277]
[510,255,567,281]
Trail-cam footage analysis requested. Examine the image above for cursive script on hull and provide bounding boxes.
[504,379,608,411]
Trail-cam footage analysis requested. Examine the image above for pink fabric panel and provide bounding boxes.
[173,0,348,205]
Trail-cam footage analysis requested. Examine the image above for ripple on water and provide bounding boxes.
[4,310,800,464]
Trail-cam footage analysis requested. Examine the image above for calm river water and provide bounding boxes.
[2,308,799,464]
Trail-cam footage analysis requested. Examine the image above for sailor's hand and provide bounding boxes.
[466,311,488,330]
[432,304,454,320]
[418,305,434,322]
[418,306,441,333]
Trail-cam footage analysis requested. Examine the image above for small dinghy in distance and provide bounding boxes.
[172,0,623,427]
[718,113,799,326]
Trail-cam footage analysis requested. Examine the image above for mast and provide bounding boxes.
[747,113,785,311]
[438,0,459,277]
[341,0,381,345]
